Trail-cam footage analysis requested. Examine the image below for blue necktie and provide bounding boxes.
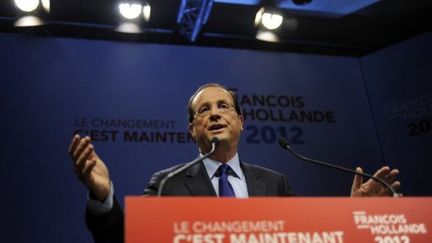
[217,164,236,197]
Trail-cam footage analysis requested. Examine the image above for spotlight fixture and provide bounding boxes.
[255,7,284,30]
[254,7,284,42]
[261,12,283,30]
[119,2,142,20]
[14,0,39,12]
[255,29,280,42]
[142,2,151,22]
[116,1,151,33]
[13,0,50,27]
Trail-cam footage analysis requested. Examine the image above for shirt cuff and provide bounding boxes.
[87,182,114,215]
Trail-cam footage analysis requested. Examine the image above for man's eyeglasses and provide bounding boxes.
[194,102,236,117]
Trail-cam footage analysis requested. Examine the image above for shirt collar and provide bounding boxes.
[201,153,243,180]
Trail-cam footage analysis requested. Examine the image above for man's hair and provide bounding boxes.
[187,83,242,123]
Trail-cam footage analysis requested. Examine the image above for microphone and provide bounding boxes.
[278,137,399,197]
[157,137,220,196]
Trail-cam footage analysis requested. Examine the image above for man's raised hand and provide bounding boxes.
[69,135,111,201]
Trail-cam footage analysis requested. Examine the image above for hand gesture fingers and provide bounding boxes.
[71,136,91,161]
[351,165,401,197]
[68,135,111,201]
[68,134,81,158]
[75,144,94,179]
[384,168,399,184]
[351,167,364,195]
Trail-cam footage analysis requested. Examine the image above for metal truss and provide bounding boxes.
[177,0,214,42]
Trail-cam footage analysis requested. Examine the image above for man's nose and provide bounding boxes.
[209,106,221,120]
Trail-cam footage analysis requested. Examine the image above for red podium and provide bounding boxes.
[125,197,432,243]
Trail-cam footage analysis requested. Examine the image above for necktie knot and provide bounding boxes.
[216,164,230,176]
[215,164,238,177]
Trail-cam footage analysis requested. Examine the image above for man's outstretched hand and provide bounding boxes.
[351,166,401,197]
[69,135,111,201]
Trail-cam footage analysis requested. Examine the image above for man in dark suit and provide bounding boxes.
[69,83,400,243]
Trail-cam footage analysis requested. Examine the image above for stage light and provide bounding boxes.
[142,2,151,22]
[119,2,143,20]
[118,1,151,21]
[41,0,50,12]
[14,15,43,26]
[254,7,284,42]
[115,0,151,34]
[14,0,50,27]
[116,1,151,33]
[261,12,283,30]
[115,22,141,33]
[254,7,265,27]
[14,0,39,12]
[255,29,280,42]
[255,7,284,30]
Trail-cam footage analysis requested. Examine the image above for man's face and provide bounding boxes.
[189,87,243,150]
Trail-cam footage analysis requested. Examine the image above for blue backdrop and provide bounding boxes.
[360,32,432,196]
[0,31,431,242]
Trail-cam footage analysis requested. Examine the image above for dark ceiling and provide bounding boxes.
[0,0,431,56]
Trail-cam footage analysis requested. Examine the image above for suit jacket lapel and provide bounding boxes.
[183,160,217,196]
[241,161,266,196]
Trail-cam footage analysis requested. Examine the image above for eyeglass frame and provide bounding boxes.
[193,101,236,118]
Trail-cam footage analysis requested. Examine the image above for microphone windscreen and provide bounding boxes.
[278,137,289,149]
[211,137,220,146]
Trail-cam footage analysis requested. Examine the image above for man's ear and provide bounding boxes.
[188,123,196,141]
[239,115,244,131]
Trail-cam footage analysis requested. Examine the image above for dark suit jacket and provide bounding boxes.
[86,160,293,243]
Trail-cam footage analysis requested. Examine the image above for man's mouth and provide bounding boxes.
[208,124,226,131]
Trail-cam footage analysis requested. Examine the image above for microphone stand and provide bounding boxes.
[157,138,219,196]
[278,137,399,197]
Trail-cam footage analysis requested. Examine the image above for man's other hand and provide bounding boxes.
[351,166,401,197]
[69,135,111,201]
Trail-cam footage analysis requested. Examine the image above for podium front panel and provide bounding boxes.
[125,197,432,243]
